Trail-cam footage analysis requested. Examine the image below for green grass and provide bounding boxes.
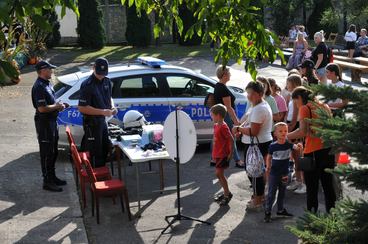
[52,44,213,63]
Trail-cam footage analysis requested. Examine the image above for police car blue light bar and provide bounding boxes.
[137,57,166,68]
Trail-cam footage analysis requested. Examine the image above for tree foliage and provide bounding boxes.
[78,0,106,49]
[0,0,78,86]
[125,4,152,47]
[288,84,368,243]
[121,0,283,80]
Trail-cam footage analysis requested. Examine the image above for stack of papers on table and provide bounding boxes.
[121,134,142,147]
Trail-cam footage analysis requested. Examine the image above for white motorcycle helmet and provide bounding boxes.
[123,110,147,129]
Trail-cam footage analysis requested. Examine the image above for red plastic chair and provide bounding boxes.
[81,152,132,223]
[70,144,112,208]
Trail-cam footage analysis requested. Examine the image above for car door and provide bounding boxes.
[163,73,214,143]
[111,73,171,126]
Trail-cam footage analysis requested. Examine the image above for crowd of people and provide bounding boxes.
[210,38,349,221]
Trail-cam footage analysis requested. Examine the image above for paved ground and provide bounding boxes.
[0,51,367,244]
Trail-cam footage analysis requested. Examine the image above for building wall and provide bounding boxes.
[56,6,78,44]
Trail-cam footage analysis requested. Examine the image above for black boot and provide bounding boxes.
[53,176,67,186]
[43,179,63,192]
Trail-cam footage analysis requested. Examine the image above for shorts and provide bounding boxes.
[346,41,355,50]
[215,158,230,169]
[316,67,326,77]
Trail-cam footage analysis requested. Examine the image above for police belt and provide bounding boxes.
[35,111,58,121]
[83,115,105,126]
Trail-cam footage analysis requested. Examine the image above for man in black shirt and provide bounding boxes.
[78,58,117,168]
[32,61,67,192]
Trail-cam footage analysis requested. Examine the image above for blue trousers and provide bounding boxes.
[265,174,287,213]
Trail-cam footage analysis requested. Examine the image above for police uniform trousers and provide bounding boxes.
[82,116,109,168]
[34,114,59,182]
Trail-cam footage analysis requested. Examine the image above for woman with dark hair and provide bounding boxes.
[256,76,281,122]
[268,78,288,122]
[233,81,273,209]
[344,24,357,58]
[287,86,336,213]
[325,63,348,111]
[298,59,319,85]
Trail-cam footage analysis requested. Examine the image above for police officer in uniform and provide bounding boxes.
[78,58,117,168]
[32,60,67,192]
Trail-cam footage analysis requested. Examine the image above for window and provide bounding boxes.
[166,75,214,97]
[54,80,71,99]
[112,75,161,98]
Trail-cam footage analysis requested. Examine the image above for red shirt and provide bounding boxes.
[212,123,233,159]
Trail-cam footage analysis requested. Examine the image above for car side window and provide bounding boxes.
[112,75,160,98]
[166,75,214,97]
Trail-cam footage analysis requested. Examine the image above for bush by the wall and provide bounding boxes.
[78,0,106,49]
[125,5,152,47]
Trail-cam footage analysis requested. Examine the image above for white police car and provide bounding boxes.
[54,57,247,145]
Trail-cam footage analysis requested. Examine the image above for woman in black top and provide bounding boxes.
[311,31,329,84]
[213,65,244,167]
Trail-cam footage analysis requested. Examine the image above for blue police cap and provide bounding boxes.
[35,60,57,71]
[95,57,109,76]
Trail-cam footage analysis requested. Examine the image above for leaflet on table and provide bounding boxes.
[121,134,142,147]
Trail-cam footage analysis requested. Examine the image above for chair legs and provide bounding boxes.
[123,189,132,220]
[96,196,100,224]
[80,178,87,209]
[91,189,95,217]
[119,194,125,213]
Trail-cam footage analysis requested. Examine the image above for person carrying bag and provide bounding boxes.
[287,87,336,213]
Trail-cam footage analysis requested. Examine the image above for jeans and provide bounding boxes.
[265,174,287,213]
[304,148,336,213]
[224,113,241,162]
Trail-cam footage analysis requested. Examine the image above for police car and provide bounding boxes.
[54,57,247,145]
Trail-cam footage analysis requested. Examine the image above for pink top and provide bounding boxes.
[273,93,288,113]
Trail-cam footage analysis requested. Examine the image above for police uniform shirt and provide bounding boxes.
[78,74,112,112]
[31,77,58,118]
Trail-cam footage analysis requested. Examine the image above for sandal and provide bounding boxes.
[219,192,233,206]
[214,192,225,202]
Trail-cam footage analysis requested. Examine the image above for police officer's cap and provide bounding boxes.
[35,60,57,71]
[95,57,109,76]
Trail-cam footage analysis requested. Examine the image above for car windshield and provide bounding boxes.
[54,79,72,99]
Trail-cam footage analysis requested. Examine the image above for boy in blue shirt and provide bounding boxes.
[264,122,302,222]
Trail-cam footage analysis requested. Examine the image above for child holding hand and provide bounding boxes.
[264,122,302,222]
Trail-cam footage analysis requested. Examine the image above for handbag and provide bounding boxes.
[246,131,265,178]
[297,105,316,172]
[298,151,316,172]
[204,92,216,108]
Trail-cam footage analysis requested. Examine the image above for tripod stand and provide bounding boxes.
[161,108,211,234]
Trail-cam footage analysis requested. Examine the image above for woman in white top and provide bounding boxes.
[345,24,357,58]
[233,81,273,209]
[325,63,348,111]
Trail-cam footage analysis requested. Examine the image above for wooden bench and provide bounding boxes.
[333,60,368,82]
[334,55,353,62]
[354,57,368,66]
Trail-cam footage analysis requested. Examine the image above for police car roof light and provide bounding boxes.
[137,57,166,68]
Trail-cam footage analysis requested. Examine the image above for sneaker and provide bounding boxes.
[286,181,301,191]
[210,161,216,167]
[276,209,293,217]
[294,183,306,194]
[219,192,233,206]
[264,212,271,223]
[214,192,225,202]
